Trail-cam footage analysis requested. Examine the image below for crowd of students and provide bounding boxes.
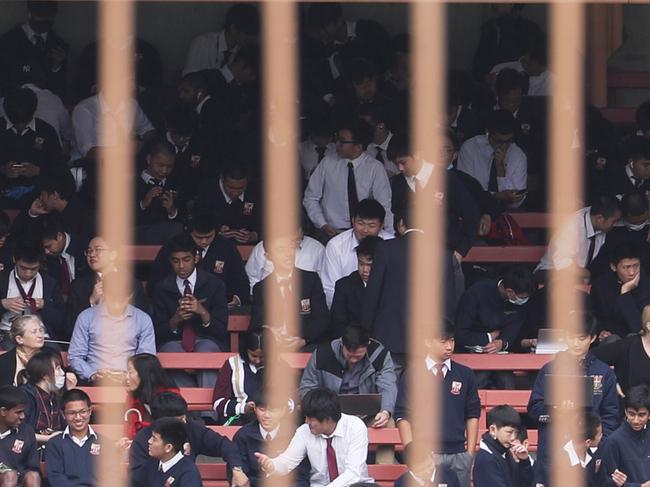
[0,0,649,486]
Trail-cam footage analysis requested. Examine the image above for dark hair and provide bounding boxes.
[60,389,91,410]
[307,2,343,30]
[487,109,517,136]
[240,329,265,359]
[341,326,370,350]
[621,191,649,219]
[579,411,602,442]
[168,233,198,256]
[301,388,341,422]
[225,4,259,36]
[636,100,650,132]
[526,36,548,67]
[626,136,650,162]
[357,104,391,132]
[568,309,598,337]
[0,386,28,410]
[39,170,75,201]
[18,348,62,386]
[439,318,456,341]
[516,425,528,442]
[394,205,412,231]
[165,102,198,137]
[386,132,410,161]
[3,87,37,124]
[151,392,188,420]
[495,68,527,95]
[487,404,521,429]
[590,194,622,219]
[610,242,643,266]
[403,440,432,469]
[180,71,208,93]
[350,58,377,84]
[232,45,260,73]
[188,208,218,234]
[127,354,176,406]
[353,198,385,223]
[355,235,381,259]
[13,241,43,264]
[27,1,58,16]
[151,417,187,453]
[39,214,65,242]
[501,266,535,295]
[222,164,248,181]
[339,119,374,150]
[625,384,650,411]
[146,138,176,159]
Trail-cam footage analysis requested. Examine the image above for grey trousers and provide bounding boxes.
[436,451,473,487]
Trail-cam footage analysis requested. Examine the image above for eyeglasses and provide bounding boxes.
[335,137,358,145]
[84,248,108,257]
[64,408,91,418]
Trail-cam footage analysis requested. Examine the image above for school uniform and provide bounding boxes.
[591,270,650,337]
[534,440,601,487]
[212,354,264,423]
[130,418,242,487]
[142,452,202,487]
[166,131,219,201]
[234,420,311,487]
[0,269,65,340]
[599,163,650,198]
[299,140,337,180]
[451,167,503,219]
[473,431,533,487]
[528,352,619,486]
[599,421,650,486]
[0,422,39,476]
[45,426,104,486]
[251,269,329,349]
[394,465,461,487]
[395,357,480,487]
[330,271,365,339]
[43,233,87,300]
[183,29,234,75]
[148,234,248,304]
[20,383,63,435]
[135,170,183,227]
[590,222,650,277]
[196,177,262,240]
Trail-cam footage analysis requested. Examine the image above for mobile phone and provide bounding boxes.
[12,163,25,168]
[514,189,528,196]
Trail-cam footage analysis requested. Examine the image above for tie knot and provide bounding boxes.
[347,162,354,170]
[326,437,333,446]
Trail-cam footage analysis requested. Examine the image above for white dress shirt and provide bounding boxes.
[528,70,554,97]
[159,451,184,473]
[62,426,97,448]
[563,440,592,468]
[425,355,452,378]
[405,161,434,192]
[2,270,44,331]
[456,134,527,208]
[60,233,76,282]
[270,413,373,487]
[245,236,324,294]
[259,424,280,441]
[183,29,235,76]
[320,228,395,307]
[0,84,72,145]
[303,153,393,230]
[536,206,605,272]
[299,140,337,180]
[71,94,154,160]
[366,132,399,177]
[176,268,198,295]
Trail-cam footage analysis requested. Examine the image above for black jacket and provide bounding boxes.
[0,348,18,386]
[330,271,364,339]
[473,431,533,487]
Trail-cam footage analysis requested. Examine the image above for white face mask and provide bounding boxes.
[508,296,529,306]
[626,220,650,232]
[54,375,66,390]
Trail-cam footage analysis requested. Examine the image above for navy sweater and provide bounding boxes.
[143,455,202,487]
[0,423,38,474]
[45,432,104,486]
[394,359,481,454]
[599,421,650,487]
[473,432,532,487]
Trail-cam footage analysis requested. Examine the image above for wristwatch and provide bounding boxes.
[232,466,243,472]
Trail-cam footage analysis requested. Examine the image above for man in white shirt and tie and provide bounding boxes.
[303,119,393,239]
[255,388,373,487]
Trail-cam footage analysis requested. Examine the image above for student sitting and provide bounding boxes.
[299,118,337,181]
[142,418,202,487]
[527,313,619,486]
[0,385,40,487]
[255,388,374,486]
[212,330,266,425]
[394,440,460,487]
[395,320,480,487]
[0,242,64,341]
[598,136,650,198]
[591,243,650,342]
[251,233,329,351]
[234,390,310,487]
[44,389,104,487]
[330,236,381,338]
[148,209,248,308]
[473,405,532,487]
[68,271,156,384]
[598,384,650,487]
[130,392,247,487]
[18,348,75,444]
[152,234,227,387]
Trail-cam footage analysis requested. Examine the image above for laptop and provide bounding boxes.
[543,375,595,408]
[338,394,382,417]
[535,328,568,355]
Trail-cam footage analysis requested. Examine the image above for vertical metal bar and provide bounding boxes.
[549,3,585,487]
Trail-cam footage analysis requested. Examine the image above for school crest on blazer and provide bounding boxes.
[450,381,462,395]
[300,298,311,314]
[592,375,603,395]
[243,202,254,215]
[190,155,201,168]
[90,443,101,455]
[214,260,225,273]
[165,476,175,486]
[34,137,44,150]
[11,439,23,454]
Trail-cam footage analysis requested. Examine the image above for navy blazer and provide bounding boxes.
[330,271,364,340]
[152,267,228,349]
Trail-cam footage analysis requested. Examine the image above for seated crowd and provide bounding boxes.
[0,1,648,486]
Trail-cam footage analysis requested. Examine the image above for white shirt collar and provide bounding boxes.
[370,132,393,151]
[0,428,15,440]
[425,355,452,374]
[346,152,366,168]
[62,425,97,447]
[407,161,434,189]
[219,65,235,84]
[141,169,166,186]
[160,450,184,473]
[176,268,198,294]
[166,131,189,154]
[259,424,280,440]
[584,208,600,238]
[6,118,36,135]
[219,177,245,203]
[11,269,38,288]
[196,95,211,114]
[563,440,591,468]
[22,23,48,43]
